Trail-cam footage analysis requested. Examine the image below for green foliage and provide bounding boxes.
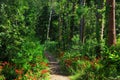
[12,39,43,68]
[71,35,98,58]
[0,0,41,59]
[0,0,31,60]
[76,5,89,18]
[0,0,49,79]
[0,0,120,80]
[116,2,120,34]
[1,38,49,80]
[35,5,49,42]
[58,36,120,80]
[44,40,58,53]
[2,64,17,80]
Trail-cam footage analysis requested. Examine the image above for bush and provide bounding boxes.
[0,0,37,61]
[0,38,49,80]
[44,40,58,53]
[58,37,120,80]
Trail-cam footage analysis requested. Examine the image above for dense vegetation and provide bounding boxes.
[0,0,120,80]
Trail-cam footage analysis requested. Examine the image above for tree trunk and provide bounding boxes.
[80,17,85,43]
[47,9,52,40]
[107,0,116,46]
[95,0,105,43]
[47,0,53,40]
[95,0,106,57]
[58,15,63,49]
[80,0,85,43]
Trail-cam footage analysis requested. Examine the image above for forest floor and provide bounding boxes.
[44,51,70,80]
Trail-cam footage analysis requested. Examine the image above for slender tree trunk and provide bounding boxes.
[47,0,53,40]
[95,0,106,57]
[107,0,116,46]
[58,13,63,49]
[101,20,104,40]
[80,0,85,43]
[80,17,85,43]
[47,9,52,40]
[96,0,105,43]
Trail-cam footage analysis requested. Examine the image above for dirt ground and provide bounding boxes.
[44,51,70,80]
[50,75,70,80]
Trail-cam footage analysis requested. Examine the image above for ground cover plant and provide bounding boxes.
[0,38,50,80]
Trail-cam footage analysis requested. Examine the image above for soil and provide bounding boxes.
[44,51,70,80]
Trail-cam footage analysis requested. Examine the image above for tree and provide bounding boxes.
[107,0,116,46]
[80,0,85,43]
[95,0,105,43]
[47,0,53,40]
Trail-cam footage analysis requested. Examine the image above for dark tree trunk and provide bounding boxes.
[107,0,116,46]
[80,17,85,43]
[80,0,85,43]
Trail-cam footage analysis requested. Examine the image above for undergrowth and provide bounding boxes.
[0,37,50,80]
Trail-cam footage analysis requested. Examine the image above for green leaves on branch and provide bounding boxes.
[76,6,89,18]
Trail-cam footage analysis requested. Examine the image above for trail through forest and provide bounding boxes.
[44,51,70,80]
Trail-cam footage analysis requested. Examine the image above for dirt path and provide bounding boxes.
[44,51,70,80]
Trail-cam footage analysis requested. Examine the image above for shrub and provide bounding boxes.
[1,38,49,80]
[44,40,58,53]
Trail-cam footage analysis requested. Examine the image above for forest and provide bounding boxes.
[0,0,120,80]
